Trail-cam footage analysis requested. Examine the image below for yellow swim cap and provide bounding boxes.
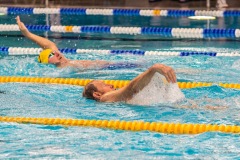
[38,49,52,64]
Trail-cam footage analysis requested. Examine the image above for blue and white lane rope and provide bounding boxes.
[0,24,240,38]
[1,7,240,17]
[0,47,239,57]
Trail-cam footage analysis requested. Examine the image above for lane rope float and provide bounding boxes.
[0,24,239,39]
[0,116,239,135]
[0,46,239,57]
[1,7,240,18]
[0,76,239,89]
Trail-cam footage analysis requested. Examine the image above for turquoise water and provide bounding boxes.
[0,14,240,159]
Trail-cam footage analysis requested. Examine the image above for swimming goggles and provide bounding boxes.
[48,52,55,59]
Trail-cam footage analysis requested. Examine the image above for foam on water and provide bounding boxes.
[127,73,185,105]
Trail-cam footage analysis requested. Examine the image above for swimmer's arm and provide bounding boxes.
[125,64,176,94]
[101,64,176,102]
[100,69,155,102]
[16,16,59,51]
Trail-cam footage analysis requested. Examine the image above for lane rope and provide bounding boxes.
[0,116,239,135]
[0,76,239,89]
[1,7,240,17]
[0,24,239,38]
[0,46,239,57]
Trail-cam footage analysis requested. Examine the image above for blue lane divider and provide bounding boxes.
[180,51,217,56]
[80,26,111,33]
[113,9,140,16]
[141,27,172,36]
[0,47,9,55]
[7,7,33,14]
[203,29,236,38]
[110,50,145,55]
[3,7,240,17]
[168,10,195,17]
[0,47,9,52]
[59,48,77,54]
[60,8,86,15]
[0,24,239,39]
[26,25,51,32]
[1,47,239,57]
[223,10,240,17]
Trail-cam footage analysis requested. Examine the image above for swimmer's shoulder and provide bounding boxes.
[100,90,123,102]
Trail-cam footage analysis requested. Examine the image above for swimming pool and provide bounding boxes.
[0,8,240,159]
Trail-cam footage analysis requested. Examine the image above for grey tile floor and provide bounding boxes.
[0,0,239,9]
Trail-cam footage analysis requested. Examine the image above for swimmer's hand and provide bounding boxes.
[151,64,177,83]
[16,16,29,35]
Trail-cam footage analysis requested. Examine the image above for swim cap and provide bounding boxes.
[38,49,52,64]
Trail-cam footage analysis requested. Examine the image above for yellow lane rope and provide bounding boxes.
[0,116,239,134]
[0,76,239,89]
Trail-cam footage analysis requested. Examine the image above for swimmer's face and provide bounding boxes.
[48,51,65,64]
[91,80,115,94]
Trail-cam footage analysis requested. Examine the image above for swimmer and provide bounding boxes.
[82,63,227,110]
[83,63,177,102]
[16,16,137,69]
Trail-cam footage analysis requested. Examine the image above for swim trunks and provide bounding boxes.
[103,62,140,70]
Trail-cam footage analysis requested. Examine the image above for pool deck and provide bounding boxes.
[0,0,240,9]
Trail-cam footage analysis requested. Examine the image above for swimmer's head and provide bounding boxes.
[38,49,52,64]
[38,49,64,64]
[82,80,115,101]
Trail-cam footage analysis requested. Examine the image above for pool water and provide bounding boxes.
[0,14,240,159]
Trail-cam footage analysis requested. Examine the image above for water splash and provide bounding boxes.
[128,73,185,105]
